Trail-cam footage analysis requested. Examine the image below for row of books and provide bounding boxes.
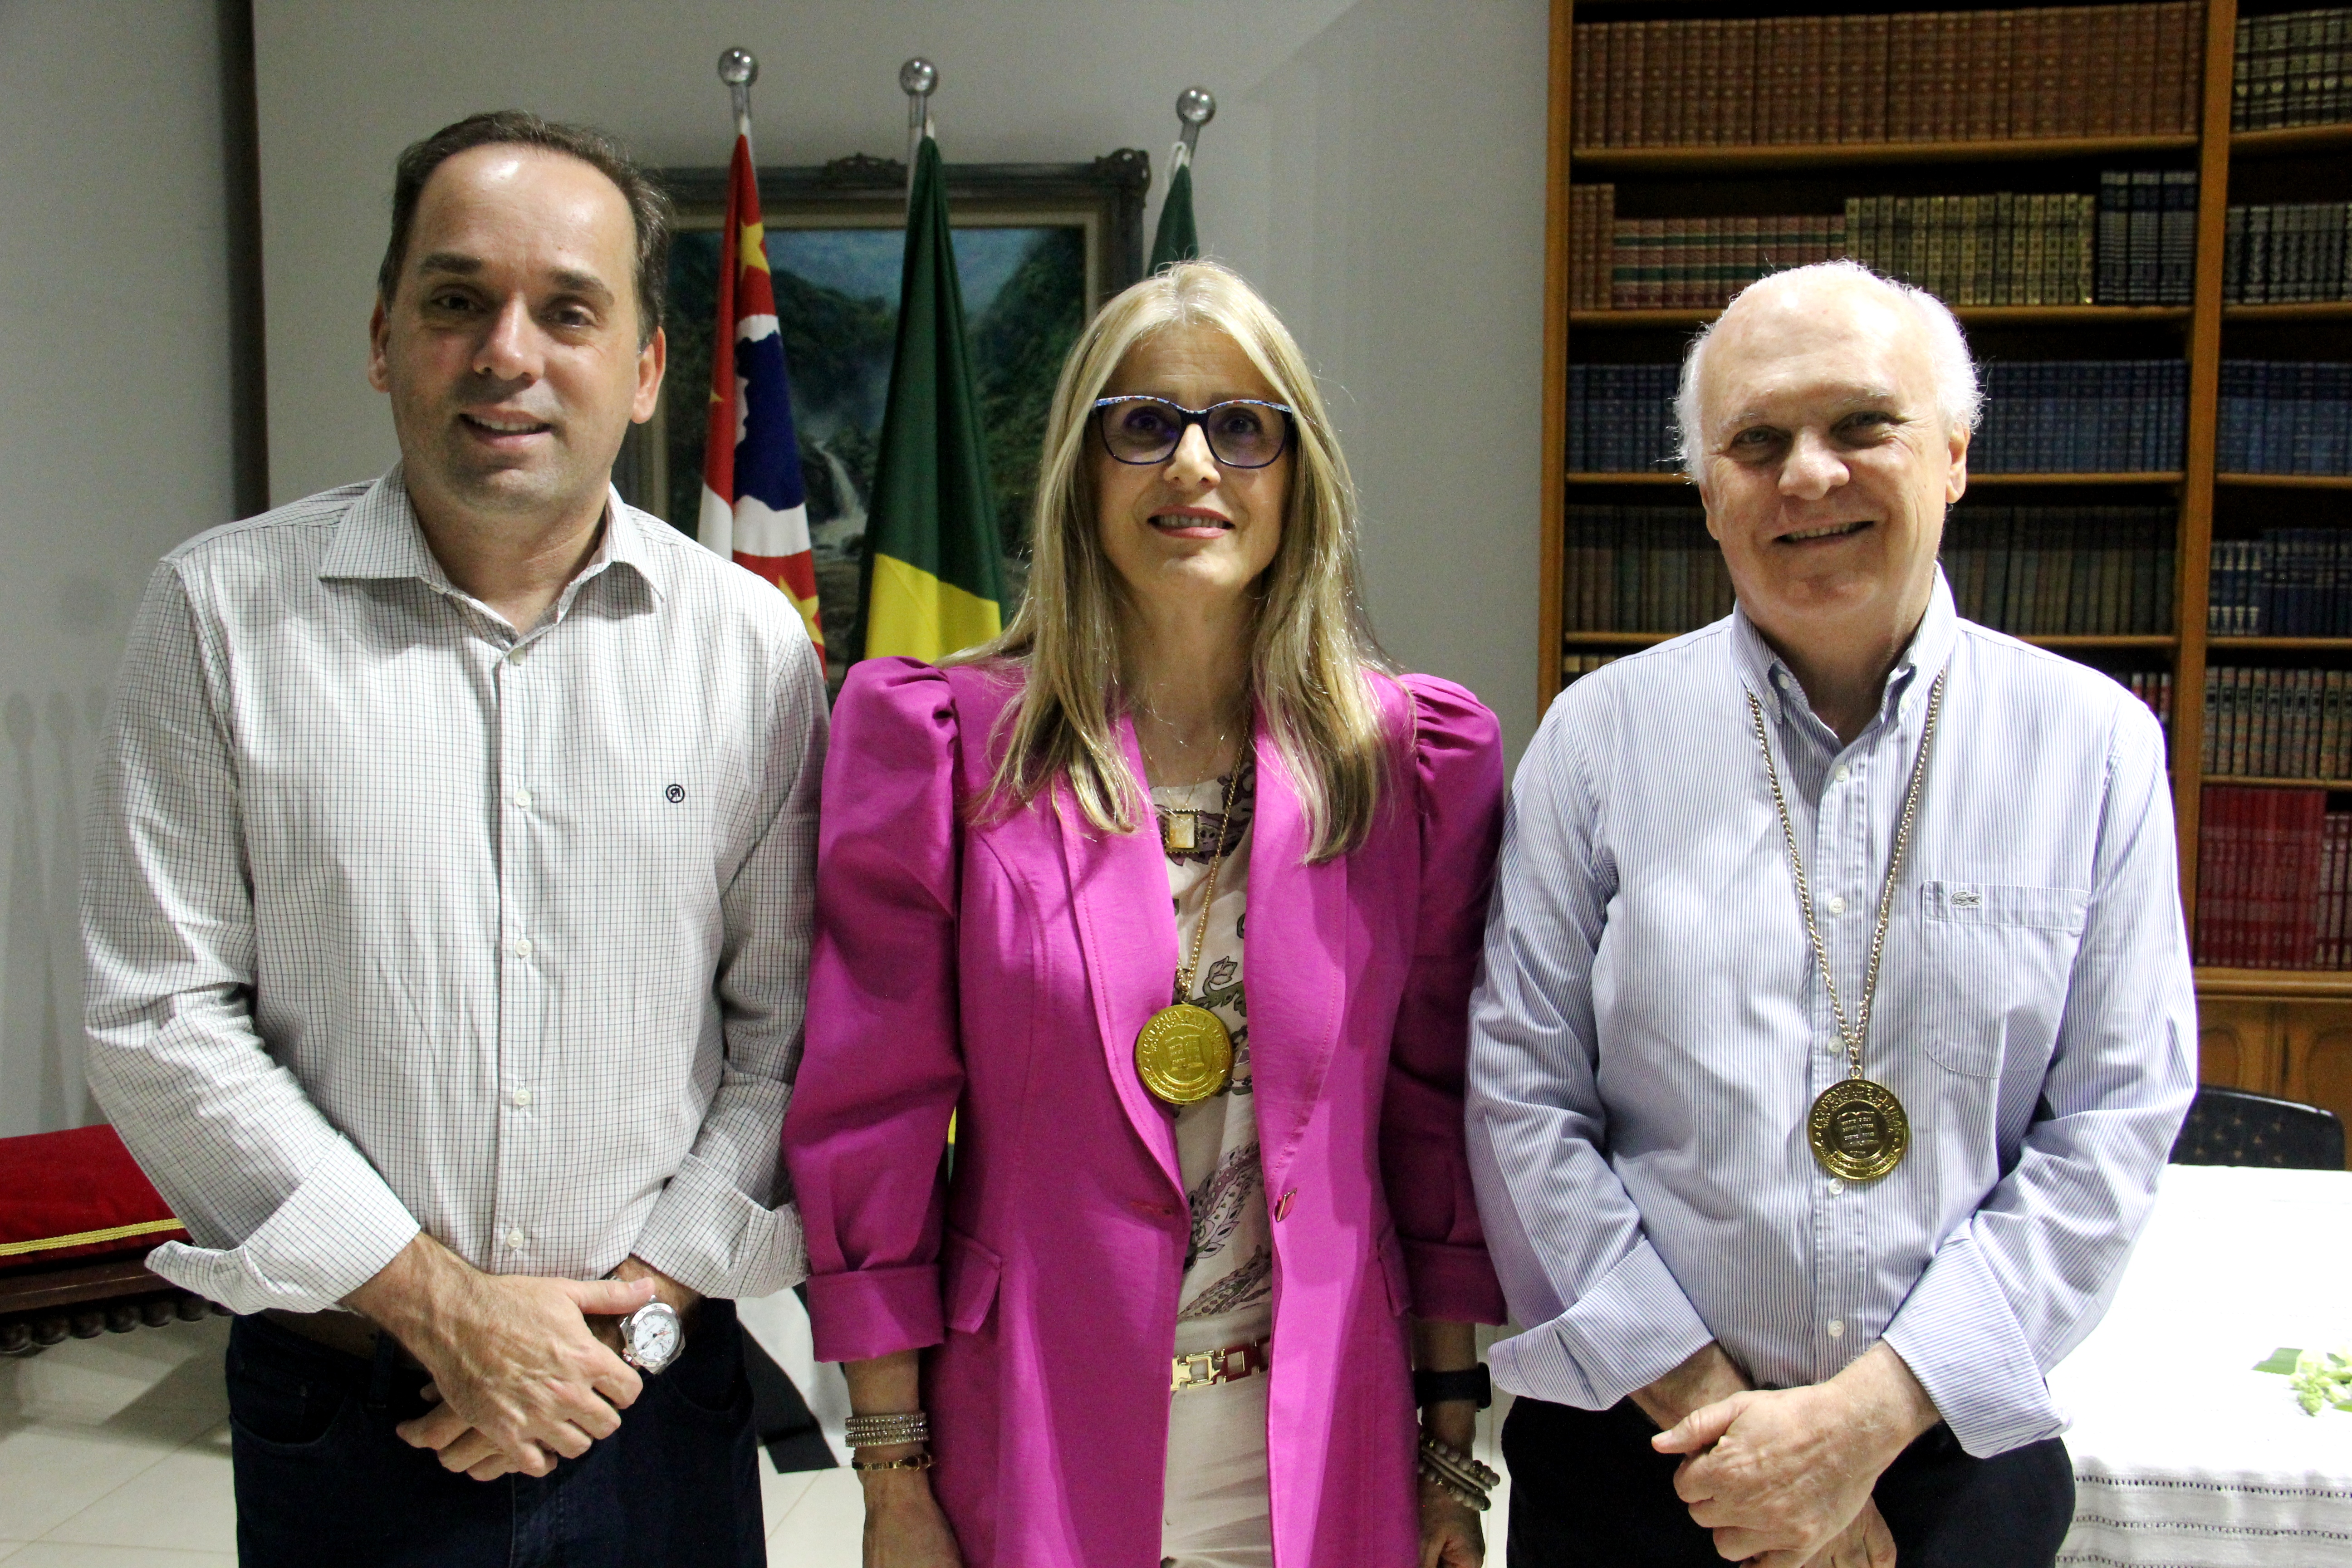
[2207,531,2352,635]
[2231,8,2352,130]
[2216,363,2352,475]
[2094,171,2201,305]
[1565,363,1680,474]
[1942,507,2177,635]
[1972,361,2189,473]
[2117,668,2176,734]
[2194,788,2352,970]
[1561,508,1734,634]
[2224,203,2352,303]
[1568,5,2205,150]
[1845,191,2097,308]
[1599,214,1852,311]
[2201,668,2352,779]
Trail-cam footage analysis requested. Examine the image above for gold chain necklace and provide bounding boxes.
[1746,670,1944,1183]
[1141,696,1245,853]
[1135,762,1241,1107]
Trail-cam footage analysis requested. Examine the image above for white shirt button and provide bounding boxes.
[506,648,526,666]
[1835,764,1850,784]
[512,787,534,811]
[1826,895,1847,916]
[1827,1179,1845,1196]
[511,936,534,959]
[1826,1318,1847,1338]
[510,1088,532,1108]
[505,1228,527,1250]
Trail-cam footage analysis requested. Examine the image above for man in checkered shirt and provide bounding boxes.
[81,111,824,1567]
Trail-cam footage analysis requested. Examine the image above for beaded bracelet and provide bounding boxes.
[844,1410,931,1449]
[1417,1432,1500,1511]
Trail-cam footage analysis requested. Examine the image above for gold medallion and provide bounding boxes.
[1136,1003,1234,1106]
[1807,1078,1910,1182]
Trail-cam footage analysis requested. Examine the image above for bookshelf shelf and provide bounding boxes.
[1568,134,2199,176]
[2221,303,2352,323]
[1571,306,2193,329]
[2194,966,2352,999]
[2228,122,2352,157]
[2203,775,2352,788]
[2215,474,2352,490]
[2207,637,2352,652]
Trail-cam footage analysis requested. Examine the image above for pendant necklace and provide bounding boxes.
[1136,760,1241,1107]
[1145,698,1241,854]
[1747,669,1944,1183]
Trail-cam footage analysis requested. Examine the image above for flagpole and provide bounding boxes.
[899,57,937,200]
[1175,86,1216,162]
[719,46,757,137]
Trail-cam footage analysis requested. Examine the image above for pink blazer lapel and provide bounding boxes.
[1240,723,1348,1191]
[1057,714,1186,1194]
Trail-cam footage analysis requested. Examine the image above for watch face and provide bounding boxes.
[627,1304,682,1371]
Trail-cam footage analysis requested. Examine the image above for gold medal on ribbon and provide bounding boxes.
[1807,1077,1911,1181]
[1139,750,1244,1108]
[1748,673,1946,1191]
[1136,1003,1234,1106]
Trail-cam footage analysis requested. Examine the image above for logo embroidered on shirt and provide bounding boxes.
[1951,888,1983,907]
[665,784,686,804]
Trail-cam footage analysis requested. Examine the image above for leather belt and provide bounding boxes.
[261,1307,424,1368]
[1171,1337,1270,1392]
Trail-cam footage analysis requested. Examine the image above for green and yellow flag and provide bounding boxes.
[857,134,1004,663]
[1149,144,1199,272]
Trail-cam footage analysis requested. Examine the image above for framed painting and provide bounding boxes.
[621,150,1150,674]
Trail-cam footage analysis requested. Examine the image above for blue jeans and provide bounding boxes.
[225,1298,764,1568]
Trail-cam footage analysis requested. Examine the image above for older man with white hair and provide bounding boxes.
[1465,260,2195,1568]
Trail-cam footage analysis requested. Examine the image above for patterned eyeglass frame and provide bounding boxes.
[1090,396,1297,469]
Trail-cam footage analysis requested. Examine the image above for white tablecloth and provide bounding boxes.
[2052,1163,2352,1567]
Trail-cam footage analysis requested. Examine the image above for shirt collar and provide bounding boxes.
[318,466,666,604]
[1732,566,1957,735]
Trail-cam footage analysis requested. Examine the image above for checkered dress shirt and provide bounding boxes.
[82,469,826,1315]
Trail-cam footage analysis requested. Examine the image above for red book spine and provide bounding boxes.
[1725,19,1757,145]
[1642,20,1670,147]
[1864,13,1892,142]
[1573,25,1594,148]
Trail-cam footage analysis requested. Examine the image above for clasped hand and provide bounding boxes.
[1646,1342,1935,1567]
[344,1234,666,1482]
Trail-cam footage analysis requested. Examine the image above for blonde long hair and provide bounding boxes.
[947,261,1396,862]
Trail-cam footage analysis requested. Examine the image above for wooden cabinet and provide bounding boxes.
[2197,985,2352,1165]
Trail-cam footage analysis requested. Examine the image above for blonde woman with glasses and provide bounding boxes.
[784,261,1505,1568]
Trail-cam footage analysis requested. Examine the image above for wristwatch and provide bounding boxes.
[618,1299,684,1374]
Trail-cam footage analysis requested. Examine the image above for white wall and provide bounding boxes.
[250,0,1548,752]
[0,1,238,1134]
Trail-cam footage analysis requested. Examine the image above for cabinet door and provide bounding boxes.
[2196,997,2283,1093]
[2279,1005,2352,1170]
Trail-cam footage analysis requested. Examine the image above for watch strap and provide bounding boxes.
[1414,1364,1492,1410]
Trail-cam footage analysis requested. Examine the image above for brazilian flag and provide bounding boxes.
[857,134,1004,663]
[1149,145,1199,272]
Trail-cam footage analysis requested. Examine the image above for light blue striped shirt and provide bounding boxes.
[1465,573,2196,1457]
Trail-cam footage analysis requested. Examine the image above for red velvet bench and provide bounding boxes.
[0,1123,225,1355]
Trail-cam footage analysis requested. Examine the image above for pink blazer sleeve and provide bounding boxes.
[784,657,965,1363]
[1381,673,1509,1324]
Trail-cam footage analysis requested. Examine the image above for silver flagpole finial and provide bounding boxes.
[900,58,938,186]
[718,48,757,125]
[1176,87,1216,156]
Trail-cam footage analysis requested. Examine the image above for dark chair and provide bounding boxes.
[2169,1085,2346,1171]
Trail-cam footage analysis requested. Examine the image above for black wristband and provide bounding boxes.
[1414,1364,1492,1411]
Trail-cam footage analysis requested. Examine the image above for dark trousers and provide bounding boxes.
[1502,1396,2074,1568]
[225,1298,764,1568]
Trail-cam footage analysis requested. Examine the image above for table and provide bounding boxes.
[2053,1163,2352,1567]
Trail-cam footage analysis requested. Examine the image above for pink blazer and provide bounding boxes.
[784,657,1507,1568]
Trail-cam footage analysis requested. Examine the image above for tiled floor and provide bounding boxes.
[0,1317,1508,1566]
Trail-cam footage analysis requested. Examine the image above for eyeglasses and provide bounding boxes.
[1091,396,1296,469]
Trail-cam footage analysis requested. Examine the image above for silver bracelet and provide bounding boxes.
[844,1410,930,1449]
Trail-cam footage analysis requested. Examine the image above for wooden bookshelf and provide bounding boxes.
[1542,0,2352,1137]
[1571,134,2200,176]
[1572,305,2193,328]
